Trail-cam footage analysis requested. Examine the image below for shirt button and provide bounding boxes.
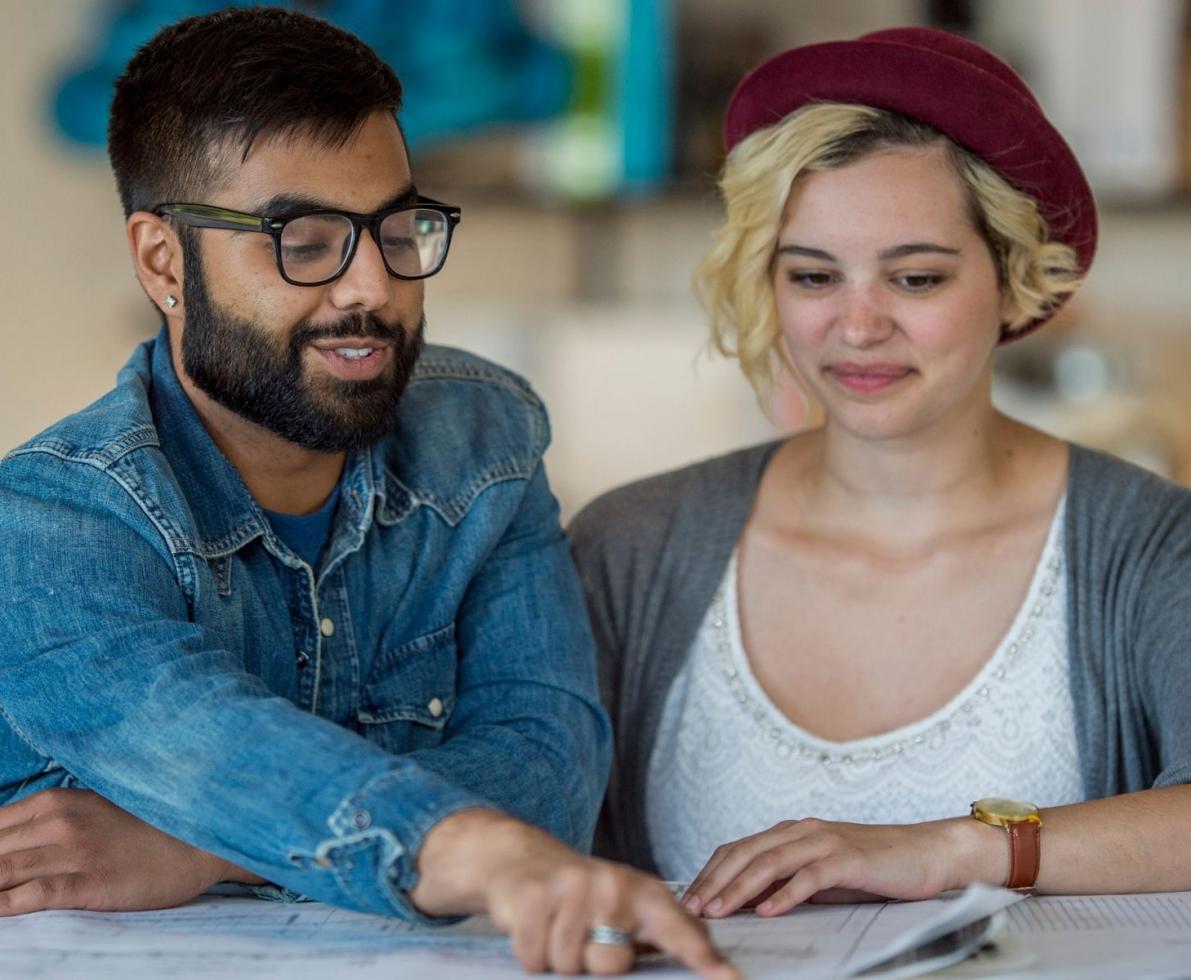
[319,618,335,637]
[427,697,444,718]
[295,651,310,669]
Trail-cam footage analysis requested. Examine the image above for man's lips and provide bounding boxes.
[309,338,393,381]
[309,336,392,351]
[825,362,914,394]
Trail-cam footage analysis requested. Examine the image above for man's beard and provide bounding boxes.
[179,246,424,453]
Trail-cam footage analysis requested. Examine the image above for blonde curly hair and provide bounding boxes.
[696,103,1084,405]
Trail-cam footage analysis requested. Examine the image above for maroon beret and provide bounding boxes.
[724,27,1096,338]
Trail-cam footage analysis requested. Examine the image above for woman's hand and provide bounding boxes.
[681,817,998,918]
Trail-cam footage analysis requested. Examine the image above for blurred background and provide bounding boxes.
[6,0,1191,519]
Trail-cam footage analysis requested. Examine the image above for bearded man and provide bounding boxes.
[0,9,732,978]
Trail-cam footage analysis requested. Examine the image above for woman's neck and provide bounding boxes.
[776,408,1056,551]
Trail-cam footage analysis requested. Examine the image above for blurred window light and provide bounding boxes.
[1054,344,1112,403]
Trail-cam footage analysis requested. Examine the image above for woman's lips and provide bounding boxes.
[826,363,913,394]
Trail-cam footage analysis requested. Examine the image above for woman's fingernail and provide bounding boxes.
[683,895,702,913]
[756,901,773,914]
[705,898,723,915]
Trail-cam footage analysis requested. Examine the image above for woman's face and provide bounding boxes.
[772,145,1014,443]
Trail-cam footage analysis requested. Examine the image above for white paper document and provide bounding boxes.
[1,886,1189,979]
[946,892,1191,979]
[846,883,1022,977]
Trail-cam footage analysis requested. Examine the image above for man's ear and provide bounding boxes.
[128,211,185,319]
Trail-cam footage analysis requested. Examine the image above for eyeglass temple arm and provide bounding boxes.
[156,204,274,233]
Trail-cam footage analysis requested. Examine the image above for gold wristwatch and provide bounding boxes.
[970,798,1042,891]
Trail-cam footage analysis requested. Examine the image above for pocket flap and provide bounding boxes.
[358,622,457,729]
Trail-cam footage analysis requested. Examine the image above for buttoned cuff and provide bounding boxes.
[290,767,495,924]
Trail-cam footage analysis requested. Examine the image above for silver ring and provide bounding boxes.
[586,924,633,946]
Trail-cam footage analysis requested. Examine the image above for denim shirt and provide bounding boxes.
[0,329,611,921]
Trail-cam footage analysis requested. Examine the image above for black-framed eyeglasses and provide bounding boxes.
[154,197,462,286]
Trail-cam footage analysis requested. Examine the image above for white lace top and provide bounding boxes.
[646,496,1084,883]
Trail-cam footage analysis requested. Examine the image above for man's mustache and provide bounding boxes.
[290,314,407,348]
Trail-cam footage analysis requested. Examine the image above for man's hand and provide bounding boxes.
[413,809,739,978]
[0,788,262,915]
[681,816,997,918]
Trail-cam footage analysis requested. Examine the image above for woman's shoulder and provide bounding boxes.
[1067,442,1191,562]
[569,439,783,563]
[1069,442,1191,519]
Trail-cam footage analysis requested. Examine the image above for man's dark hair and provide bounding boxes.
[108,6,403,218]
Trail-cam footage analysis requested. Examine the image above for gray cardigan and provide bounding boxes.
[569,440,1191,872]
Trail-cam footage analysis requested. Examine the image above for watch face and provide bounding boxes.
[972,797,1040,820]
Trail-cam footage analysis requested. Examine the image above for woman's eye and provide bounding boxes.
[787,270,837,289]
[894,273,945,292]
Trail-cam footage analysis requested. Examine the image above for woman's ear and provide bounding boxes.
[998,287,1022,337]
[127,211,185,318]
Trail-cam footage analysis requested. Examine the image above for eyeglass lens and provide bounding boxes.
[278,208,450,283]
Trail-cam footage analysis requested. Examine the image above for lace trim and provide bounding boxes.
[713,503,1065,766]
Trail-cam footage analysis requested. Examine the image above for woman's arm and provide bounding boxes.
[681,784,1191,917]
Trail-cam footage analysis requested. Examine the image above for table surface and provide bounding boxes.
[1,889,1190,979]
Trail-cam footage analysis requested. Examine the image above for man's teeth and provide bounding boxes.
[334,347,374,359]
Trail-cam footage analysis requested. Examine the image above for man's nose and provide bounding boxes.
[329,230,396,312]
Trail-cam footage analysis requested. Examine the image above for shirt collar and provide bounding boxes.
[146,327,388,560]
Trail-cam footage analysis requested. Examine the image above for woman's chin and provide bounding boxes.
[824,407,921,443]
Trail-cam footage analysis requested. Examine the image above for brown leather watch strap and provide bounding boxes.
[1005,820,1041,890]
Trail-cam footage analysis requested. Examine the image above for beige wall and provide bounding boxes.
[2,2,150,454]
[0,1,777,519]
[7,3,1191,517]
[0,0,926,456]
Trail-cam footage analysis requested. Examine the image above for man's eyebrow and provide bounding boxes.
[254,184,418,218]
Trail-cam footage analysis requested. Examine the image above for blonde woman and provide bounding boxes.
[571,28,1191,918]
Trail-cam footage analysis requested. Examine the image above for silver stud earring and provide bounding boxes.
[165,295,178,309]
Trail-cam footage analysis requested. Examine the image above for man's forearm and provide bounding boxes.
[409,807,527,916]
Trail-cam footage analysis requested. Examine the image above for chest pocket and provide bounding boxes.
[358,622,458,754]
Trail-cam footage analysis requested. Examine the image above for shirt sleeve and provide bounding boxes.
[396,462,612,860]
[0,449,577,921]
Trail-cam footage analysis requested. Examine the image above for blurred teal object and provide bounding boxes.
[533,0,673,200]
[51,0,572,150]
[617,0,671,193]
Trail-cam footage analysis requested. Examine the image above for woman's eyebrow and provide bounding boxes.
[775,243,962,261]
[775,245,837,261]
[878,243,961,260]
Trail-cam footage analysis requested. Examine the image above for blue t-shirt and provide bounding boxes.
[263,485,341,569]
